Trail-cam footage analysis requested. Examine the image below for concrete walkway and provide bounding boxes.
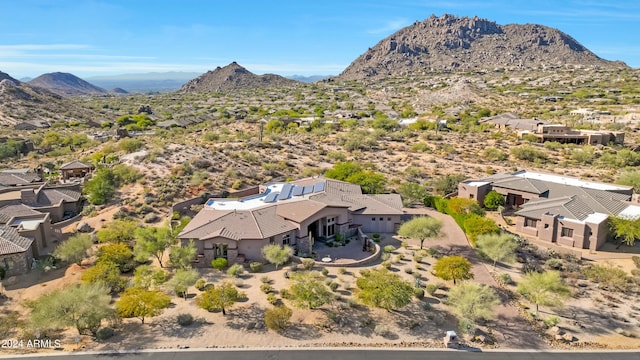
[403,208,549,350]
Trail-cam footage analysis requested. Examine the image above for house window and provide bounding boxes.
[387,217,391,221]
[544,224,549,229]
[470,194,474,199]
[282,233,291,246]
[561,227,573,238]
[214,244,228,259]
[524,218,538,228]
[269,236,275,245]
[379,217,383,221]
[372,217,376,221]
[326,217,336,237]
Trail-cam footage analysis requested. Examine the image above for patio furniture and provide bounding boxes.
[321,256,332,263]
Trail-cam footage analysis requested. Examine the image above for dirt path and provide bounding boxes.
[403,208,549,350]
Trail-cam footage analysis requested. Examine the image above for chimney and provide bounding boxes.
[21,188,37,203]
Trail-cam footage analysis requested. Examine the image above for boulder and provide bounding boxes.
[76,221,91,233]
[144,213,159,223]
[563,333,575,342]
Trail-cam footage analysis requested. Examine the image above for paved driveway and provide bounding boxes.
[403,208,549,350]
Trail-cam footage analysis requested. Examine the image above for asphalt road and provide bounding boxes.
[2,349,638,360]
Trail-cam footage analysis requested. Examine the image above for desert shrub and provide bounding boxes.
[266,293,278,305]
[176,313,194,326]
[583,263,630,292]
[414,254,423,263]
[280,288,291,299]
[96,327,115,341]
[264,306,292,332]
[260,283,274,294]
[632,256,640,269]
[384,245,396,253]
[227,263,244,278]
[425,284,438,296]
[328,282,339,292]
[381,261,392,269]
[338,267,346,275]
[321,268,329,276]
[545,258,564,271]
[211,258,228,270]
[544,315,560,328]
[249,262,263,273]
[374,324,392,337]
[380,252,391,261]
[497,273,513,286]
[301,258,316,270]
[397,254,405,261]
[404,267,413,274]
[414,287,425,299]
[195,278,207,291]
[260,276,272,284]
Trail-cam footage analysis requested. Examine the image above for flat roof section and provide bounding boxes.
[513,171,632,192]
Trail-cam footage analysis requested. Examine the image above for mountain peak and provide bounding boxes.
[180,62,299,93]
[28,72,107,97]
[337,14,626,80]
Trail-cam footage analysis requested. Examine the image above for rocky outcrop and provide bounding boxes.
[337,14,627,80]
[180,62,299,93]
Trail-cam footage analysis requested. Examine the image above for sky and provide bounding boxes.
[1,0,639,79]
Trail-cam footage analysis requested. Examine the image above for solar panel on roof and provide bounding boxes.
[292,186,304,196]
[278,184,293,200]
[264,192,279,203]
[313,182,325,193]
[303,185,313,195]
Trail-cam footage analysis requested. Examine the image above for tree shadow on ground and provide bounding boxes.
[224,303,267,333]
[319,302,375,337]
[147,316,210,339]
[280,322,323,340]
[391,301,458,340]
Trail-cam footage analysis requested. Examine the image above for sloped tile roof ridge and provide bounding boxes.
[59,160,91,170]
[0,225,33,255]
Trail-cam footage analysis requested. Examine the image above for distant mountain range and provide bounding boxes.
[337,14,627,80]
[85,72,202,93]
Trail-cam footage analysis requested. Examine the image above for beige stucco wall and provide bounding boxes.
[457,183,492,205]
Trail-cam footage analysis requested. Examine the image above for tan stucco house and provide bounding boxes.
[458,170,638,251]
[177,177,403,265]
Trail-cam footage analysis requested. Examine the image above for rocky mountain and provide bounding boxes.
[28,72,108,97]
[180,62,299,93]
[0,71,105,127]
[338,14,627,80]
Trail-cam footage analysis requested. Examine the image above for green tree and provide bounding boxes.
[115,287,171,324]
[196,281,240,315]
[324,161,362,181]
[355,268,414,310]
[261,244,294,270]
[83,169,116,205]
[81,261,126,293]
[483,147,508,161]
[433,256,474,284]
[448,198,483,215]
[510,146,547,163]
[134,226,174,267]
[398,216,443,250]
[432,174,466,195]
[446,282,500,333]
[398,182,429,206]
[609,215,640,247]
[463,214,500,244]
[169,241,197,269]
[52,233,93,265]
[96,220,138,243]
[483,190,505,210]
[264,306,293,332]
[475,233,518,268]
[288,271,333,309]
[517,271,571,315]
[167,268,200,299]
[132,265,168,289]
[346,170,387,194]
[26,283,115,336]
[616,169,640,193]
[96,242,133,272]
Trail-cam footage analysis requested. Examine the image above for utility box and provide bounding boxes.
[444,330,458,348]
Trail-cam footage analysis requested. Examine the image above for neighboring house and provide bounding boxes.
[0,183,83,223]
[59,161,92,180]
[0,169,42,187]
[479,112,549,132]
[458,170,639,251]
[0,203,54,259]
[525,124,624,145]
[0,225,34,277]
[177,177,403,265]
